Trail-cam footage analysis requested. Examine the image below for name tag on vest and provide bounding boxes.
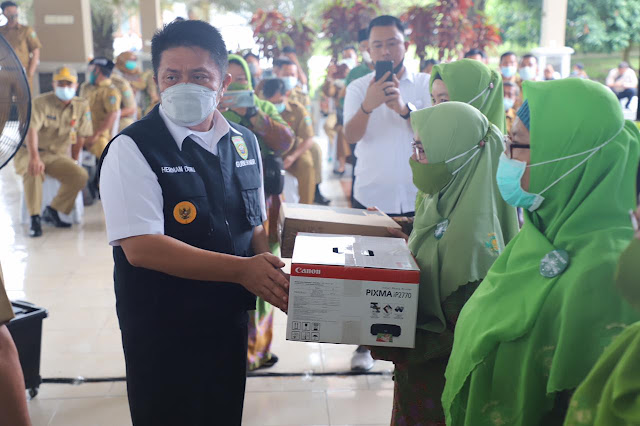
[161,166,196,174]
[235,159,257,168]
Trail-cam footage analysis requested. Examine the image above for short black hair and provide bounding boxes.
[342,45,357,53]
[522,53,538,62]
[274,58,295,69]
[244,52,259,62]
[500,51,517,62]
[89,57,115,77]
[358,28,369,43]
[574,62,584,70]
[282,46,296,54]
[1,1,17,11]
[503,81,520,93]
[263,78,286,99]
[464,48,486,59]
[368,15,405,37]
[420,58,439,70]
[619,61,630,68]
[151,19,228,78]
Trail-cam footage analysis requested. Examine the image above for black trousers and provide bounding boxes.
[120,312,249,426]
[615,87,637,107]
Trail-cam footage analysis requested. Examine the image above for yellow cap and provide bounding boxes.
[53,66,78,84]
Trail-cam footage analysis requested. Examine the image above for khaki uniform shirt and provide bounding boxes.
[80,79,121,140]
[0,23,41,69]
[279,100,314,152]
[29,92,93,155]
[505,107,517,134]
[289,87,312,115]
[110,74,136,129]
[0,264,13,324]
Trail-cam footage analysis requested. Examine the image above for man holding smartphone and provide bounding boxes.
[344,15,432,216]
[343,15,431,371]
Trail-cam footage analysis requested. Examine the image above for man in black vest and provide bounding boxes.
[99,20,289,425]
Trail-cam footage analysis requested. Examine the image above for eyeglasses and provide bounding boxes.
[412,140,426,162]
[503,135,530,159]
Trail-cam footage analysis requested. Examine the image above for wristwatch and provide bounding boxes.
[400,102,416,120]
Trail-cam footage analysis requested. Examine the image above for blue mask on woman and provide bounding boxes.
[496,153,544,211]
[125,60,137,71]
[88,72,97,85]
[274,103,286,114]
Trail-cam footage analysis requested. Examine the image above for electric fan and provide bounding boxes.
[0,33,31,171]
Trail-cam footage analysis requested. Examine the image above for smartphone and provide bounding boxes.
[375,61,394,82]
[223,90,255,108]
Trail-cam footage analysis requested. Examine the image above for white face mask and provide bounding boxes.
[362,51,372,64]
[161,83,218,127]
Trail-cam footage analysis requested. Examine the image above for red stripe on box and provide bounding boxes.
[291,264,420,284]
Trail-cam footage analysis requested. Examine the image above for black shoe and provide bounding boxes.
[256,354,279,370]
[42,206,72,228]
[314,186,330,205]
[29,215,42,237]
[333,168,345,177]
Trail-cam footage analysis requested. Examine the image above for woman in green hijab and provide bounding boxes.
[563,206,640,426]
[442,78,640,425]
[371,101,519,423]
[430,58,506,132]
[222,54,295,371]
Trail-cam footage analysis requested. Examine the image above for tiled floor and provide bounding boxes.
[0,124,395,425]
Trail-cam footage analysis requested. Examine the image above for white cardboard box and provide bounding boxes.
[286,233,420,348]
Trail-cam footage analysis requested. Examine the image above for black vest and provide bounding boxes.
[100,107,261,331]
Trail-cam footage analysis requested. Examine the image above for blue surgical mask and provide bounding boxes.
[125,60,137,71]
[55,86,76,102]
[501,66,516,78]
[496,125,623,212]
[281,76,298,92]
[503,97,515,111]
[496,153,544,211]
[519,66,536,81]
[88,72,97,85]
[274,102,286,114]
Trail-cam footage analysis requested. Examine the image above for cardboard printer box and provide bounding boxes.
[278,203,402,258]
[286,233,420,348]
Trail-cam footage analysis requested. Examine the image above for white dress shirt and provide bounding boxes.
[100,106,267,246]
[344,69,432,214]
[606,67,638,89]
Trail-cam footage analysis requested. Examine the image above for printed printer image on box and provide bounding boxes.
[286,233,420,348]
[278,203,402,258]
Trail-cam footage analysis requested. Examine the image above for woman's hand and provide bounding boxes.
[366,207,410,242]
[367,345,408,367]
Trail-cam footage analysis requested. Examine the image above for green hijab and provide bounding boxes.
[564,238,640,426]
[222,54,288,148]
[430,58,505,132]
[408,102,519,333]
[443,78,640,424]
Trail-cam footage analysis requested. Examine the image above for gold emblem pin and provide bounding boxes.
[173,201,197,224]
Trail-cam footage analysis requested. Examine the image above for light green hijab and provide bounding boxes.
[430,58,505,132]
[443,79,640,425]
[408,102,519,333]
[222,54,290,154]
[563,238,640,426]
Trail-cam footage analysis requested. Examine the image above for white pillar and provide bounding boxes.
[139,0,162,54]
[534,0,573,78]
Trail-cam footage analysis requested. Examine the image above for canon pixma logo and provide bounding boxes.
[295,267,321,275]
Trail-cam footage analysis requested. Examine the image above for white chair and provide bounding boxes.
[20,175,84,224]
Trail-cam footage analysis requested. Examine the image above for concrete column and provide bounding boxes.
[540,0,567,48]
[33,0,93,63]
[32,0,93,94]
[534,0,573,78]
[140,0,162,54]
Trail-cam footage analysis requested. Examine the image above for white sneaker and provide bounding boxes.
[351,346,374,371]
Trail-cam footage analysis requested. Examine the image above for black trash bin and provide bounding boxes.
[6,301,48,398]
